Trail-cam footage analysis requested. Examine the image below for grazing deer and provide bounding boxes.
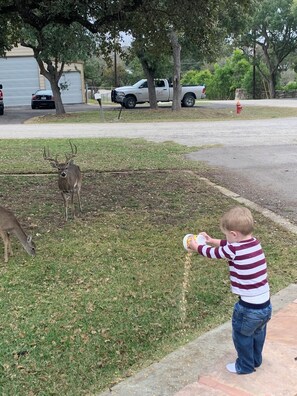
[43,141,82,221]
[0,206,36,263]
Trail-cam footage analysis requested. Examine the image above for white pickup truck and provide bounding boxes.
[111,78,206,109]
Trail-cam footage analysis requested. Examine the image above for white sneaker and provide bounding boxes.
[226,362,237,373]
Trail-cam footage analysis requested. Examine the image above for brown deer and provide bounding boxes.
[43,141,82,221]
[0,206,36,263]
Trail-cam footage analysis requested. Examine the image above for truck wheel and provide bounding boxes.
[124,96,136,109]
[0,108,3,116]
[182,94,195,107]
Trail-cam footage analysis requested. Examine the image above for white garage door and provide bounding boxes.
[46,71,83,104]
[0,57,39,106]
[0,57,83,106]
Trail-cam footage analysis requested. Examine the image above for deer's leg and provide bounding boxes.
[70,192,76,219]
[7,232,13,257]
[0,230,10,263]
[76,189,82,213]
[61,192,68,221]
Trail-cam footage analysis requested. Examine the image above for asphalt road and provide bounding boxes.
[1,99,297,225]
[0,103,97,124]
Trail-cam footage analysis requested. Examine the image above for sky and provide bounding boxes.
[120,32,133,47]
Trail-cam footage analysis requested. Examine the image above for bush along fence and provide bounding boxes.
[235,88,297,100]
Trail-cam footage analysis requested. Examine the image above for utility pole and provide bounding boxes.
[253,29,256,99]
[113,23,118,88]
[114,49,118,87]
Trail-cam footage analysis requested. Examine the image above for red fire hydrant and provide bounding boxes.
[236,100,243,114]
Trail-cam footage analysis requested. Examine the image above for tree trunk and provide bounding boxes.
[20,44,66,115]
[146,73,158,109]
[268,71,277,99]
[34,54,66,115]
[139,56,158,109]
[268,79,275,98]
[49,79,65,114]
[259,42,278,99]
[169,30,182,111]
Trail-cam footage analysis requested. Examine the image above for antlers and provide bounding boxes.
[43,147,58,167]
[65,141,77,162]
[43,141,78,166]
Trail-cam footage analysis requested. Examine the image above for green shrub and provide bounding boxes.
[182,49,252,100]
[283,81,297,91]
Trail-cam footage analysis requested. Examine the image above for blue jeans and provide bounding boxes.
[232,300,272,374]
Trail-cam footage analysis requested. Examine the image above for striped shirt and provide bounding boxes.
[197,237,269,297]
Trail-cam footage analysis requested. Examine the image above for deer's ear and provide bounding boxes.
[50,162,58,168]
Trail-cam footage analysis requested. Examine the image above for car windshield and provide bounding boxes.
[133,80,147,88]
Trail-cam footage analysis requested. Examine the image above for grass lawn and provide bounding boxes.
[25,102,297,124]
[0,137,296,395]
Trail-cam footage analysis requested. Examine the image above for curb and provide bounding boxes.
[198,176,297,235]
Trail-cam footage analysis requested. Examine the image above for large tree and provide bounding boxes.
[130,36,173,109]
[0,0,144,32]
[0,0,252,111]
[20,22,97,114]
[0,0,145,113]
[126,0,253,110]
[239,0,297,98]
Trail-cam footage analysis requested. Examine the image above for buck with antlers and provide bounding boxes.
[43,141,82,221]
[0,206,36,263]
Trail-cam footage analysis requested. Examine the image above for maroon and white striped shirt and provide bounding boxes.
[197,237,269,297]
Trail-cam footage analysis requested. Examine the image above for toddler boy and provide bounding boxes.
[188,206,272,374]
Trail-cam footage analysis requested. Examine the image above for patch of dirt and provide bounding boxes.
[0,170,227,233]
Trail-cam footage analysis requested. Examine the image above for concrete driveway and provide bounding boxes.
[0,103,97,124]
[1,98,297,224]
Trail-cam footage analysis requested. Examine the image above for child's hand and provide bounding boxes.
[188,237,199,251]
[199,232,212,244]
[200,232,221,247]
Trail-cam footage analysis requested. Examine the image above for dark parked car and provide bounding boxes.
[31,89,55,109]
[0,84,4,116]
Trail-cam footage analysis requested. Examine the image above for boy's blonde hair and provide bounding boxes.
[220,206,254,236]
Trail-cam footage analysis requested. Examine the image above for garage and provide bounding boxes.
[46,71,83,104]
[0,57,39,106]
[0,45,85,106]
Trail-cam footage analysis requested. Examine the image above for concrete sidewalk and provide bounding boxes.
[98,284,297,396]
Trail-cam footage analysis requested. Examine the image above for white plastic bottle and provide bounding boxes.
[183,234,206,251]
